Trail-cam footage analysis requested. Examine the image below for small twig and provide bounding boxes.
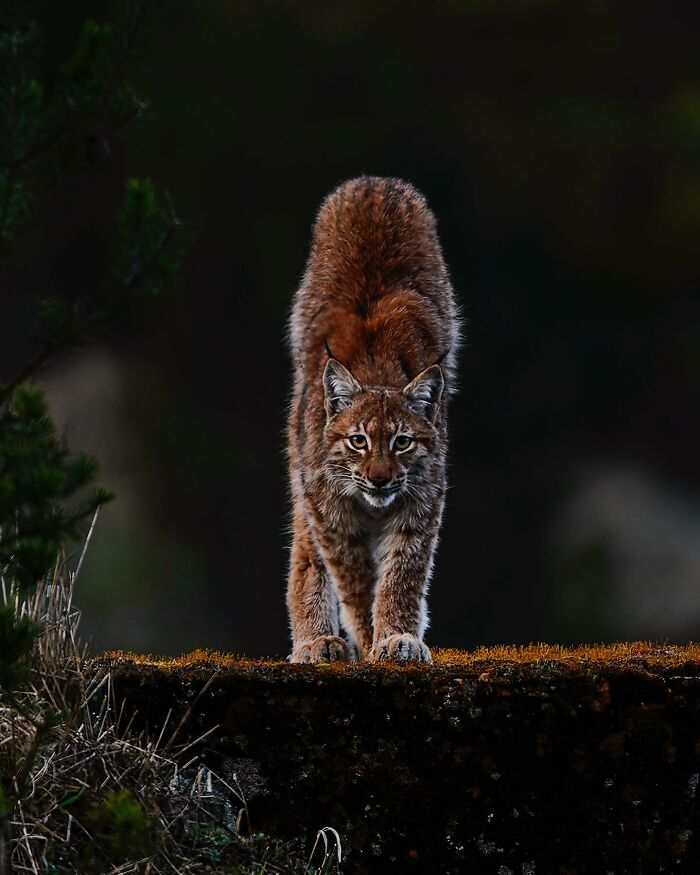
[74,508,99,583]
[162,671,219,754]
[174,722,220,758]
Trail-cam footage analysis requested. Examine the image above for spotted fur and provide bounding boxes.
[286,176,459,663]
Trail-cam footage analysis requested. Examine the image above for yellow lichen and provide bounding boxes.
[101,641,700,673]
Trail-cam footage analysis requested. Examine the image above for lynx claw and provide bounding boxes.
[289,635,353,664]
[369,634,432,664]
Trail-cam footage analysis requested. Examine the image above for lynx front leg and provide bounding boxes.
[287,512,351,663]
[315,535,375,659]
[369,512,441,664]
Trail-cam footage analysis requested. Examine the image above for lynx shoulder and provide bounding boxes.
[286,176,459,664]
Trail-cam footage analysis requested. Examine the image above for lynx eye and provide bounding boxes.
[348,434,368,450]
[393,434,413,451]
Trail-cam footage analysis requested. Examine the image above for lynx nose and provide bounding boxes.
[368,471,391,490]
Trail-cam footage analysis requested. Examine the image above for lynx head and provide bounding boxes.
[322,358,444,508]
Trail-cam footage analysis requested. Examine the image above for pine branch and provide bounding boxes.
[0,23,40,242]
[0,176,187,402]
[0,341,57,407]
[92,0,149,131]
[0,2,166,250]
[0,37,21,236]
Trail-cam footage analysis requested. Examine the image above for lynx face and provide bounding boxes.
[323,359,444,508]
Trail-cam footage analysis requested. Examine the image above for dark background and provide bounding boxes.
[3,0,700,656]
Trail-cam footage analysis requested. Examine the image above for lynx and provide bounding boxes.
[287,176,459,663]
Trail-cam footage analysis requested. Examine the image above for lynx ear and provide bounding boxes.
[403,365,444,421]
[323,358,362,416]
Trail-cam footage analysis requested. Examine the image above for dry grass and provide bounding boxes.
[1,538,342,874]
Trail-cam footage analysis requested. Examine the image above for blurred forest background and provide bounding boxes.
[2,0,699,656]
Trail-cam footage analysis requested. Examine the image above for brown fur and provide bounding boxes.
[287,176,459,663]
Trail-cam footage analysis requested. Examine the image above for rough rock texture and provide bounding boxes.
[101,644,700,874]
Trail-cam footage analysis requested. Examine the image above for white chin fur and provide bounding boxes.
[361,490,397,508]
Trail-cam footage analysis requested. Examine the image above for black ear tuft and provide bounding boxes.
[403,365,444,421]
[323,359,362,416]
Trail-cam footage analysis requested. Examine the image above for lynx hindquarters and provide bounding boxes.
[286,176,458,663]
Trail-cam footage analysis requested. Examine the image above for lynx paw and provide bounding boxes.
[369,634,432,664]
[289,635,352,664]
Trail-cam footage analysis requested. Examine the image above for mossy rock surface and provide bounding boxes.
[100,643,700,874]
